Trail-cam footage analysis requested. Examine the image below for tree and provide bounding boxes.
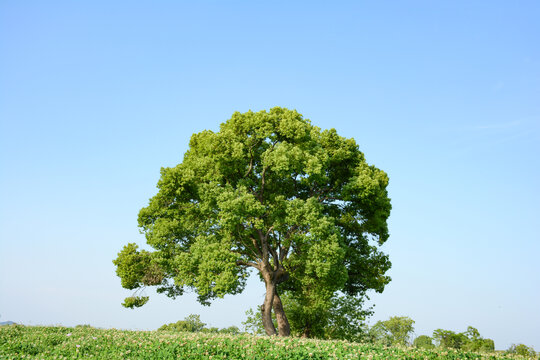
[432,329,468,349]
[432,326,495,352]
[461,326,494,353]
[414,335,434,349]
[113,107,392,336]
[506,344,536,358]
[243,293,372,341]
[370,316,415,346]
[158,314,206,332]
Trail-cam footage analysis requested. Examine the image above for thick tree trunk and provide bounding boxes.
[261,280,277,336]
[272,290,291,336]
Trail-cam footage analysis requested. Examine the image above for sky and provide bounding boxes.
[1,0,539,351]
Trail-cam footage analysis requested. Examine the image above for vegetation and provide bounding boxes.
[414,335,435,349]
[369,316,415,346]
[506,344,537,358]
[2,325,537,360]
[113,107,392,336]
[430,326,495,352]
[243,293,372,342]
[158,314,240,335]
[158,314,206,332]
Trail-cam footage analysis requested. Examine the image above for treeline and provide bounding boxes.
[369,316,537,358]
[160,313,537,358]
[158,314,240,335]
[367,317,494,351]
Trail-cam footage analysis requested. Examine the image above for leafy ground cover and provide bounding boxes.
[0,325,534,360]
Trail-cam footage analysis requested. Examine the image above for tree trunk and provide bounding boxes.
[261,280,277,336]
[301,324,311,338]
[273,290,291,336]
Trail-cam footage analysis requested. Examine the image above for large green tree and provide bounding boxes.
[113,107,392,336]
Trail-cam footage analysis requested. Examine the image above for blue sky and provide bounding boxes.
[1,0,539,351]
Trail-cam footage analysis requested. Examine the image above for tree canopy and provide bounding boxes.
[370,316,415,346]
[431,326,495,352]
[113,107,392,336]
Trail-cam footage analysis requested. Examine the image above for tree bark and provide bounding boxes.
[272,290,291,336]
[261,279,277,336]
[301,324,311,338]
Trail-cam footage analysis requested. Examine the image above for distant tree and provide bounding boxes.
[219,326,241,335]
[464,326,481,341]
[432,329,467,349]
[506,344,536,358]
[475,339,495,352]
[433,326,494,352]
[113,108,392,337]
[75,324,94,329]
[201,327,220,333]
[321,294,372,342]
[158,314,206,332]
[368,321,391,345]
[370,316,415,346]
[414,335,434,349]
[461,326,494,353]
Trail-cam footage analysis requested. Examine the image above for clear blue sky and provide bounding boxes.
[1,0,539,351]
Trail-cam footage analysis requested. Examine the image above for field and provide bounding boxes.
[0,325,534,360]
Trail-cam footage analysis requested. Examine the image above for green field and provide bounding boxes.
[0,325,533,360]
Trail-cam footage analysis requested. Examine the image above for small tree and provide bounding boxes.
[414,335,434,349]
[219,326,240,334]
[506,344,536,358]
[370,316,415,346]
[432,329,468,349]
[158,314,206,332]
[461,326,494,352]
[433,326,494,352]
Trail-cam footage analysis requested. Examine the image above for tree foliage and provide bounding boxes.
[432,329,468,349]
[158,314,206,332]
[432,326,494,352]
[243,293,372,341]
[414,335,435,349]
[242,307,277,336]
[113,107,392,336]
[369,316,415,346]
[285,292,372,341]
[506,344,536,358]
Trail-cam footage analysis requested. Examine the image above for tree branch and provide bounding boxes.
[244,150,254,177]
[245,236,261,259]
[257,229,269,264]
[270,247,279,270]
[236,260,260,270]
[279,225,298,262]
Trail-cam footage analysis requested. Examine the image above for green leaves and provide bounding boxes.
[370,316,415,346]
[174,235,247,304]
[113,107,392,336]
[121,296,149,309]
[113,243,158,290]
